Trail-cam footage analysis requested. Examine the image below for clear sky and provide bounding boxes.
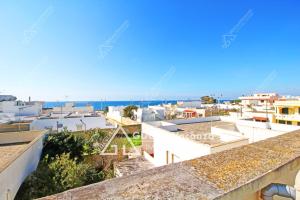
[1,0,300,101]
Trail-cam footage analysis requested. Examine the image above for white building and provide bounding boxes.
[177,100,202,108]
[52,102,94,114]
[30,115,115,132]
[239,93,279,111]
[0,130,47,200]
[0,95,43,117]
[142,115,300,167]
[134,106,165,122]
[142,117,248,167]
[106,106,126,122]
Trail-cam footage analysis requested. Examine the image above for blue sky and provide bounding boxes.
[0,0,300,101]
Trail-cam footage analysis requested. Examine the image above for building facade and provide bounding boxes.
[273,100,300,126]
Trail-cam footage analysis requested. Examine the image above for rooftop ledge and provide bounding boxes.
[0,130,47,173]
[39,130,300,200]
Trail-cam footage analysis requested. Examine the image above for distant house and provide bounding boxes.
[30,115,115,133]
[52,102,94,114]
[0,95,43,117]
[239,93,279,111]
[273,99,300,126]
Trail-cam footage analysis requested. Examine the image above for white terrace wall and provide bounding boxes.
[0,131,46,200]
[147,121,178,132]
[234,120,300,143]
[167,116,220,125]
[30,116,111,132]
[210,127,249,153]
[142,123,211,166]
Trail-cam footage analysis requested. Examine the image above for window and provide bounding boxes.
[282,108,289,114]
[298,122,300,126]
[287,121,292,125]
[298,108,300,114]
[279,120,286,124]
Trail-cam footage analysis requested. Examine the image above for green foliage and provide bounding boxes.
[123,105,138,118]
[16,130,113,200]
[16,153,105,200]
[42,131,84,161]
[83,129,109,155]
[132,134,142,146]
[201,96,217,104]
[230,99,241,104]
[15,160,57,199]
[48,153,103,190]
[103,106,109,114]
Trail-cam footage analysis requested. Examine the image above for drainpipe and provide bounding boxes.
[261,183,296,200]
[80,119,87,133]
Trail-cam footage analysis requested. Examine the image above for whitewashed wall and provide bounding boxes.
[0,131,46,200]
[0,101,42,116]
[142,123,211,166]
[142,120,248,167]
[167,116,220,125]
[30,116,113,132]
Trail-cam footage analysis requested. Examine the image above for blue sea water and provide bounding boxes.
[43,99,232,111]
[43,100,178,111]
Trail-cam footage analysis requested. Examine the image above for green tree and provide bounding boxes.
[123,105,138,118]
[48,153,97,190]
[42,131,84,161]
[201,96,217,104]
[16,153,105,200]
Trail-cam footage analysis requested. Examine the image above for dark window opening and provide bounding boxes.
[282,108,289,114]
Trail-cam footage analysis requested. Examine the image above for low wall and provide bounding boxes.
[0,131,46,200]
[142,123,211,166]
[211,127,245,142]
[167,116,220,125]
[270,123,300,132]
[147,121,178,132]
[0,123,30,133]
[210,127,249,154]
[0,131,43,145]
[30,116,108,132]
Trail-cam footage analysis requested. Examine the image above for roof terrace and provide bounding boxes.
[175,121,237,145]
[39,129,300,200]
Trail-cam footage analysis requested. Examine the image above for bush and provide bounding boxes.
[15,153,105,199]
[42,131,84,161]
[123,105,138,119]
[16,130,113,200]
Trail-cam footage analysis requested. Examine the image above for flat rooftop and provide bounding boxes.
[0,130,46,173]
[0,143,29,172]
[39,129,300,200]
[175,121,237,145]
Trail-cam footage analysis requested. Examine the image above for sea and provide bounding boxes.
[43,99,231,111]
[43,100,178,111]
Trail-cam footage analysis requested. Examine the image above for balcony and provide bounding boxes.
[275,113,300,121]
